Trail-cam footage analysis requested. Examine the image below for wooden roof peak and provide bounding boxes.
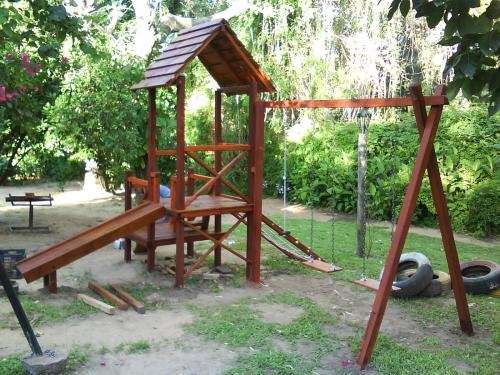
[131,19,275,93]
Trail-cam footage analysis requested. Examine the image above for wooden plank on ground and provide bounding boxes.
[77,293,116,315]
[88,281,128,310]
[110,284,145,314]
[301,259,342,273]
[352,278,401,292]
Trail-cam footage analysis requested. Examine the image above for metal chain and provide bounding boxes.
[283,109,289,231]
[309,116,316,251]
[390,130,398,241]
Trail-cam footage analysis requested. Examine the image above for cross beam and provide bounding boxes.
[185,152,245,207]
[183,214,247,278]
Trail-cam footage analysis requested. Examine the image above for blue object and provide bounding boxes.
[159,185,171,198]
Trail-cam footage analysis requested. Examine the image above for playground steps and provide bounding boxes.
[17,202,166,283]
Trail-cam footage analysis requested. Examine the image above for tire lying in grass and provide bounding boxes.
[380,252,433,298]
[396,268,450,297]
[460,260,500,295]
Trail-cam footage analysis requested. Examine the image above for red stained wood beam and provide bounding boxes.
[156,143,250,156]
[184,152,245,207]
[183,214,247,278]
[126,176,148,188]
[263,96,447,109]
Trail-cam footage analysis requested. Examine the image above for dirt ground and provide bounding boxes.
[0,181,496,374]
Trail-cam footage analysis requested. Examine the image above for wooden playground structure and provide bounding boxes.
[16,19,472,368]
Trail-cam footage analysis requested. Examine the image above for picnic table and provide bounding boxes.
[5,193,53,232]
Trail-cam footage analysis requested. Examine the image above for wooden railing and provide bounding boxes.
[156,143,250,157]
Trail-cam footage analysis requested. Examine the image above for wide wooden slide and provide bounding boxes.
[17,202,166,283]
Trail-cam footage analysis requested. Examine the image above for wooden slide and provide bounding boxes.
[17,202,166,283]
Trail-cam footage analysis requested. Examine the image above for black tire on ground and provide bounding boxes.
[460,260,500,295]
[380,252,433,298]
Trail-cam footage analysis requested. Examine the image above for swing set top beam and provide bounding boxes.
[262,95,448,109]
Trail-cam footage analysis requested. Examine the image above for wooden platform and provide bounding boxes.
[164,195,252,218]
[126,221,226,246]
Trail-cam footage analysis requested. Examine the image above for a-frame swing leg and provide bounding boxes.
[410,85,473,334]
[356,85,463,369]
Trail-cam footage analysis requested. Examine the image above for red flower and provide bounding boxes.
[20,52,30,65]
[0,86,6,102]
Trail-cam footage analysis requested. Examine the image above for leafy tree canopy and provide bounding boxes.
[388,0,500,114]
[0,0,89,183]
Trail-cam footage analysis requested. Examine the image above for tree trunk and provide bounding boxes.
[357,112,369,258]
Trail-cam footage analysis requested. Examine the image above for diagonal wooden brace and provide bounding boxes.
[410,85,472,335]
[356,85,448,369]
[186,151,250,203]
[185,152,246,207]
[183,219,249,263]
[183,214,247,278]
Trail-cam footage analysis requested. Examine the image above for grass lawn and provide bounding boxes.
[217,215,500,374]
[0,215,498,374]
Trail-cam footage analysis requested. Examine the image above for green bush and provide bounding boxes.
[285,104,499,236]
[45,54,155,190]
[466,179,500,237]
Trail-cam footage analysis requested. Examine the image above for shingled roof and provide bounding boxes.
[131,19,275,92]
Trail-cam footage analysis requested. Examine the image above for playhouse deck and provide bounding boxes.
[164,195,252,218]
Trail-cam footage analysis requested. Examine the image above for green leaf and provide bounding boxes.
[444,18,458,37]
[439,35,460,46]
[456,59,476,78]
[485,1,500,19]
[457,14,492,36]
[426,6,444,28]
[388,0,402,20]
[48,5,68,22]
[446,78,463,100]
[400,0,410,17]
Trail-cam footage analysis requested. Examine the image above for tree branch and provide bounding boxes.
[160,0,251,31]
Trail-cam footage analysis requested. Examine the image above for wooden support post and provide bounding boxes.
[187,170,195,258]
[43,271,57,294]
[147,172,159,272]
[246,83,263,284]
[145,88,158,272]
[124,171,132,263]
[175,76,186,287]
[214,89,223,267]
[147,88,157,176]
[356,87,446,368]
[410,84,472,335]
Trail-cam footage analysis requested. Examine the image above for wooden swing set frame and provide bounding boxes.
[76,19,473,368]
[258,83,474,368]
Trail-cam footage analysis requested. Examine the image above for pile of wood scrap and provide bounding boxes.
[77,282,145,315]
